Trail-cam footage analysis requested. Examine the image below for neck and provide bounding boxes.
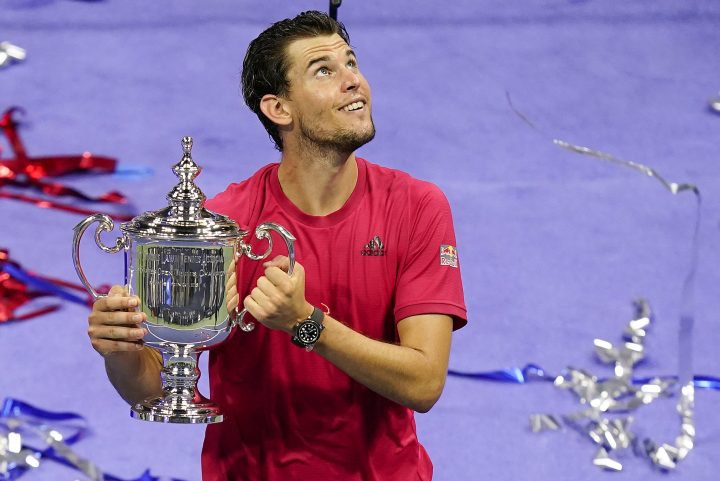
[278,142,358,216]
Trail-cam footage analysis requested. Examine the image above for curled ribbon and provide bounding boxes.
[448,300,718,473]
[506,91,700,390]
[448,364,551,383]
[0,107,134,221]
[447,366,720,390]
[498,95,703,471]
[0,249,107,323]
[0,398,187,481]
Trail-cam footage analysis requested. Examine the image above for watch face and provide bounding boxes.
[298,322,320,344]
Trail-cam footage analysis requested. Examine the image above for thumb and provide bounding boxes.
[108,284,128,297]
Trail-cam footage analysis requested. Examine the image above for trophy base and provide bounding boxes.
[131,397,223,424]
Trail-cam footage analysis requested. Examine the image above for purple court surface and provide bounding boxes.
[2,1,719,480]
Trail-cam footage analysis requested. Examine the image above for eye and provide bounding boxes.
[347,58,358,69]
[316,66,331,77]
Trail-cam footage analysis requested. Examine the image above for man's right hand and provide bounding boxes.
[88,285,148,357]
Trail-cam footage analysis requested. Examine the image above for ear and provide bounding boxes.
[259,94,292,127]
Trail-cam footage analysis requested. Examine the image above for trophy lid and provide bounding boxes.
[122,137,242,240]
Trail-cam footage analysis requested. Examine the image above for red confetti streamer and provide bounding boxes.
[0,249,109,323]
[0,107,133,221]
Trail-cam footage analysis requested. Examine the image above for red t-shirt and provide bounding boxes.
[202,157,466,481]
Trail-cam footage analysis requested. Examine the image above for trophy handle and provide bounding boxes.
[234,222,296,332]
[72,214,127,301]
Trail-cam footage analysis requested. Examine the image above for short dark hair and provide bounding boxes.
[241,11,351,151]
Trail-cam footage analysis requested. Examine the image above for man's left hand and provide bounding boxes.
[243,255,313,334]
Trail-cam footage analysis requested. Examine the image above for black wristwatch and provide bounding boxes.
[291,306,325,351]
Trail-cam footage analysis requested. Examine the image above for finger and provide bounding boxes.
[225,270,237,291]
[256,275,280,294]
[89,310,146,327]
[243,295,266,321]
[89,324,147,342]
[264,266,294,287]
[108,284,127,297]
[226,259,236,276]
[225,282,238,299]
[249,286,270,307]
[94,295,140,313]
[92,338,145,355]
[263,255,290,271]
[227,293,240,312]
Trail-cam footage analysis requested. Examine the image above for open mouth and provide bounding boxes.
[341,101,365,112]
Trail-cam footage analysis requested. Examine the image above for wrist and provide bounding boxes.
[300,302,314,322]
[283,302,314,335]
[291,305,325,351]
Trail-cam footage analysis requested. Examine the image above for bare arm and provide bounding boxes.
[244,257,454,412]
[314,313,452,412]
[87,285,162,405]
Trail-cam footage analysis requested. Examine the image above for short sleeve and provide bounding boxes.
[394,183,467,330]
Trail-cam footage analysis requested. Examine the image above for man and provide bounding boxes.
[88,10,466,481]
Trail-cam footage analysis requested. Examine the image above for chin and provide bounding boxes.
[336,127,375,152]
[299,117,376,153]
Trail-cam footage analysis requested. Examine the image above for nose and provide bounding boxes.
[341,67,360,92]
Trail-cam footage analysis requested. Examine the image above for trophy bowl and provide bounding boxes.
[72,137,295,424]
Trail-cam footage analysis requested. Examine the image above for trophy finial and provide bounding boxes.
[168,136,205,216]
[182,136,193,154]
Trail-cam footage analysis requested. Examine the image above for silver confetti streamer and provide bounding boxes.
[0,41,26,70]
[593,447,623,472]
[0,420,41,476]
[709,95,720,114]
[531,302,695,471]
[508,93,701,471]
[0,416,103,480]
[532,301,698,471]
[529,414,561,433]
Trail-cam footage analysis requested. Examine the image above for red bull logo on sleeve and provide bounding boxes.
[440,245,458,268]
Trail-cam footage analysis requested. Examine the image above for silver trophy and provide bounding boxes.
[72,137,295,424]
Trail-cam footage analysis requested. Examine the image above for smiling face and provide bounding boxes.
[282,33,375,154]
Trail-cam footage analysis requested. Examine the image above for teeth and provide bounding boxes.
[342,101,364,112]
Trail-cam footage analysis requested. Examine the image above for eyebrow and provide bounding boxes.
[305,49,357,71]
